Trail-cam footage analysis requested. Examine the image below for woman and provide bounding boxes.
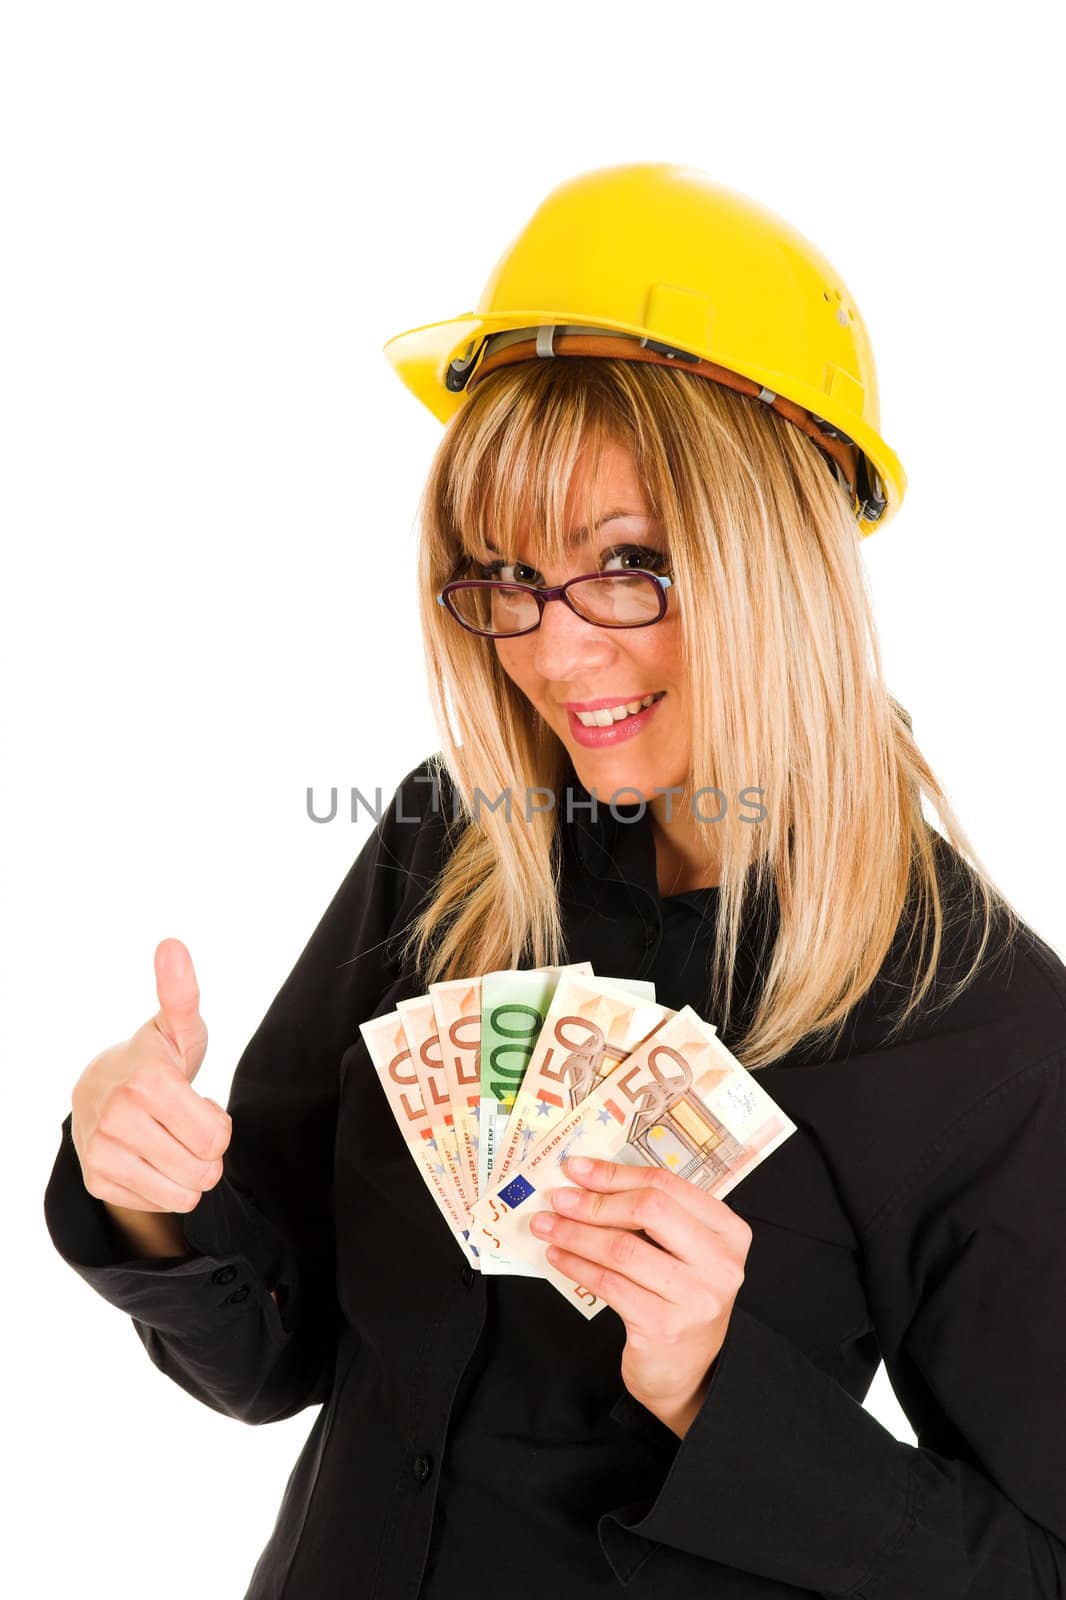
[45,163,1066,1597]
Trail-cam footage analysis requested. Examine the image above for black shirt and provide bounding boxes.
[43,754,1066,1598]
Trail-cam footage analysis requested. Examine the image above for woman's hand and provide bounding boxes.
[70,939,281,1305]
[71,938,231,1217]
[529,1154,753,1437]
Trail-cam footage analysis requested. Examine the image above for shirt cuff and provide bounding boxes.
[598,1303,913,1593]
[43,1112,291,1341]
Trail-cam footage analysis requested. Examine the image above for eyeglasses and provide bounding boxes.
[436,570,675,638]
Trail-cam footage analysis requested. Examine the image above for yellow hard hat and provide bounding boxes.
[383,162,906,536]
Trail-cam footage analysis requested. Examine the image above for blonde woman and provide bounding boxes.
[45,164,1066,1598]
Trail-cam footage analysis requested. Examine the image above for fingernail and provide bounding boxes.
[530,1213,554,1235]
[566,1156,592,1176]
[552,1187,579,1211]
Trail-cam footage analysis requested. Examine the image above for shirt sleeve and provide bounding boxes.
[599,1048,1066,1597]
[43,756,445,1426]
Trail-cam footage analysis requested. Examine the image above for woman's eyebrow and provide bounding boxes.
[483,509,652,556]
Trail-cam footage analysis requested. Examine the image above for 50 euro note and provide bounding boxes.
[395,994,472,1215]
[490,971,666,1189]
[426,977,484,1216]
[359,1009,480,1269]
[468,1005,797,1319]
[477,963,593,1276]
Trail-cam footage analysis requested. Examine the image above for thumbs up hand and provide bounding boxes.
[71,939,232,1216]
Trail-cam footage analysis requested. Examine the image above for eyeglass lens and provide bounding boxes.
[447,573,663,635]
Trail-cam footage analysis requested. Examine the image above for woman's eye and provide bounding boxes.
[602,544,670,574]
[477,559,539,582]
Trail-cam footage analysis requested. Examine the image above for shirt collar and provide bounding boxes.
[557,747,662,905]
[553,749,786,1040]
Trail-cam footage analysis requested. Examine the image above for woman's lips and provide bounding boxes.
[566,692,667,748]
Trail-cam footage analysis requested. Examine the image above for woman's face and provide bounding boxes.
[490,439,689,804]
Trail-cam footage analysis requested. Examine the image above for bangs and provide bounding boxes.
[440,360,659,573]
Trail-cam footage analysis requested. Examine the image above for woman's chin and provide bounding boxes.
[566,744,670,803]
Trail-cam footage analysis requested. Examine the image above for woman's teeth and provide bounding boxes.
[573,692,665,728]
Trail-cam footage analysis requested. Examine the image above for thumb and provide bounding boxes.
[153,937,208,1080]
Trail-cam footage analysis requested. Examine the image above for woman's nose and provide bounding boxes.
[529,590,618,680]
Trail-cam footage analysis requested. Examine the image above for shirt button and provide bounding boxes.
[212,1265,239,1286]
[412,1454,433,1484]
[224,1284,250,1305]
[461,1264,476,1288]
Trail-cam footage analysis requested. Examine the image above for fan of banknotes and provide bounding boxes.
[359,964,796,1320]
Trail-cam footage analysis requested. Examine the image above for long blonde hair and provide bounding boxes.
[400,356,1020,1070]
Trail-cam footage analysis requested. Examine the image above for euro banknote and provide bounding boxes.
[489,971,667,1187]
[477,964,593,1274]
[396,996,471,1210]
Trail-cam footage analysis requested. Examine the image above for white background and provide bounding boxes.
[5,3,1064,1595]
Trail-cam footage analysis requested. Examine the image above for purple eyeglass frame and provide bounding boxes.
[436,570,675,638]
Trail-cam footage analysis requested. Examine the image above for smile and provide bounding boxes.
[571,691,666,728]
[566,691,667,748]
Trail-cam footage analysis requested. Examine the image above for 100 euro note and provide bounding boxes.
[490,971,667,1188]
[468,1005,797,1318]
[359,1009,481,1269]
[477,964,593,1275]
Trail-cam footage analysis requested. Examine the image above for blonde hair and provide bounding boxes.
[400,357,1020,1070]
